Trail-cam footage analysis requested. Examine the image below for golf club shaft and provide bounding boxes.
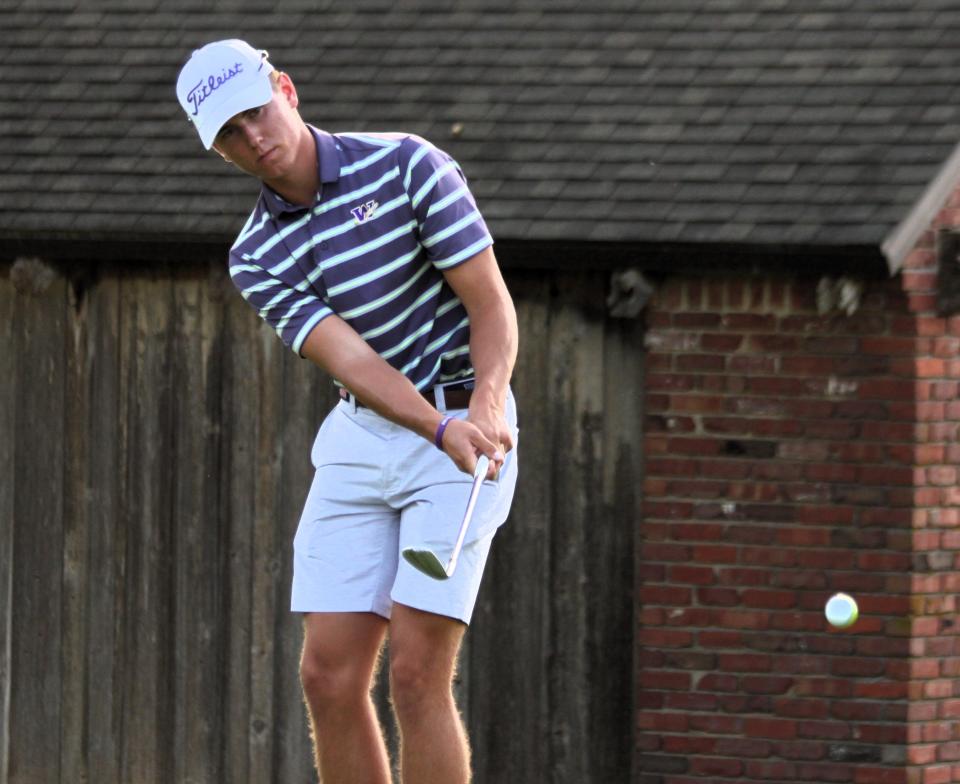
[447,455,489,575]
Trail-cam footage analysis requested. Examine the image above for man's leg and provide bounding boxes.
[388,603,470,784]
[300,611,392,784]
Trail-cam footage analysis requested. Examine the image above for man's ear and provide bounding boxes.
[276,72,299,110]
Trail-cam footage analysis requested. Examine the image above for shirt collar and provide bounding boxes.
[260,126,342,218]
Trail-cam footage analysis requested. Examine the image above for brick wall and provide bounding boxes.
[639,211,960,782]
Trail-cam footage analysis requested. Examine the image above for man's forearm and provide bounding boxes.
[300,315,442,441]
[467,287,518,412]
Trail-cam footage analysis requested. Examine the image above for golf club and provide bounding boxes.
[402,454,490,580]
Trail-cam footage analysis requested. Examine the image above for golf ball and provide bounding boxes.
[825,592,858,628]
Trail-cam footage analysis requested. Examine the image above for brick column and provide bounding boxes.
[639,252,960,783]
[899,212,960,783]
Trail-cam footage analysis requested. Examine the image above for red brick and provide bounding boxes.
[772,698,829,719]
[639,586,693,606]
[689,714,741,735]
[775,527,832,547]
[689,757,744,777]
[673,312,722,328]
[924,680,958,699]
[701,333,744,351]
[661,734,717,754]
[638,671,692,691]
[637,711,689,732]
[936,741,960,762]
[797,720,851,740]
[741,589,797,609]
[647,373,697,392]
[666,564,716,585]
[773,739,827,761]
[695,673,739,692]
[663,692,718,712]
[928,465,959,486]
[921,721,954,741]
[922,765,952,784]
[744,717,797,740]
[718,653,772,673]
[676,353,725,372]
[698,630,743,648]
[909,745,939,766]
[717,567,769,586]
[692,544,738,564]
[793,678,852,698]
[830,657,886,678]
[853,767,908,784]
[857,551,913,571]
[741,675,794,694]
[637,628,695,650]
[715,738,771,758]
[854,681,909,699]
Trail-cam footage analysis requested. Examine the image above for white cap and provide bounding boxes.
[176,39,275,149]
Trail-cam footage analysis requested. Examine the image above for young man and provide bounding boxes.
[176,40,519,783]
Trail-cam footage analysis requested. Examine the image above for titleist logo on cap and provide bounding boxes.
[186,61,244,116]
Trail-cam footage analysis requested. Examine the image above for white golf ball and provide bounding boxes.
[825,592,858,628]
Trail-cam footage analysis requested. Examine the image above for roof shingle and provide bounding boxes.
[3,0,960,268]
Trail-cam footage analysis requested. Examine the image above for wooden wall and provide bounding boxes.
[0,255,641,783]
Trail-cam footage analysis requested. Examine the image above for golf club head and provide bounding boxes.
[402,547,450,580]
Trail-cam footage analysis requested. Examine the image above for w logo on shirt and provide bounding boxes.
[350,200,379,224]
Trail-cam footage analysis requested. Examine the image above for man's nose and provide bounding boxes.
[241,122,263,149]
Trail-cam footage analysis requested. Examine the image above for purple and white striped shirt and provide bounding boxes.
[228,127,493,391]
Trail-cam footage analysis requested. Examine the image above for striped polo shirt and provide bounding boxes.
[228,127,493,392]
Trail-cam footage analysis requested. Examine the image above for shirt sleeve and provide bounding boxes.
[228,249,334,356]
[399,136,493,270]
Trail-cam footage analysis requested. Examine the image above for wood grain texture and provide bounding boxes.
[9,269,65,784]
[0,269,15,784]
[0,259,638,783]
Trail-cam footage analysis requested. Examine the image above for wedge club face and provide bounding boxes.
[401,549,449,580]
[402,455,490,581]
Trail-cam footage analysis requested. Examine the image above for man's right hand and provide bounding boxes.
[438,417,503,479]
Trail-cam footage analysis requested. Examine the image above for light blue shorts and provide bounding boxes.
[291,389,519,624]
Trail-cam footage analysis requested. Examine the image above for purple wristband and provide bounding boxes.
[434,415,453,450]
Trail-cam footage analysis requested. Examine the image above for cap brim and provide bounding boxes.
[197,77,274,149]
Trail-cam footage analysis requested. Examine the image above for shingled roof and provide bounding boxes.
[4,0,960,271]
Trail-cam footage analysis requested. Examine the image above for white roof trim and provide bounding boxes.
[883,140,960,275]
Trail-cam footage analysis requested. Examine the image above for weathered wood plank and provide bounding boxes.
[83,272,123,782]
[248,313,285,783]
[219,271,258,783]
[118,272,176,783]
[9,268,65,784]
[171,269,223,782]
[0,271,16,784]
[545,274,598,782]
[583,314,641,780]
[468,271,554,783]
[60,270,91,781]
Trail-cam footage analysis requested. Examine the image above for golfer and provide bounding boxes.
[177,40,519,784]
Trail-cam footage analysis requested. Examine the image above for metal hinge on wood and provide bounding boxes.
[606,268,653,318]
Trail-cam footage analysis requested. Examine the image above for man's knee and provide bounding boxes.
[300,647,368,706]
[299,614,386,709]
[389,645,451,717]
[388,619,462,717]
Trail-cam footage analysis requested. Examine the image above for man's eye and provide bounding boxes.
[245,107,261,119]
[217,127,234,141]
